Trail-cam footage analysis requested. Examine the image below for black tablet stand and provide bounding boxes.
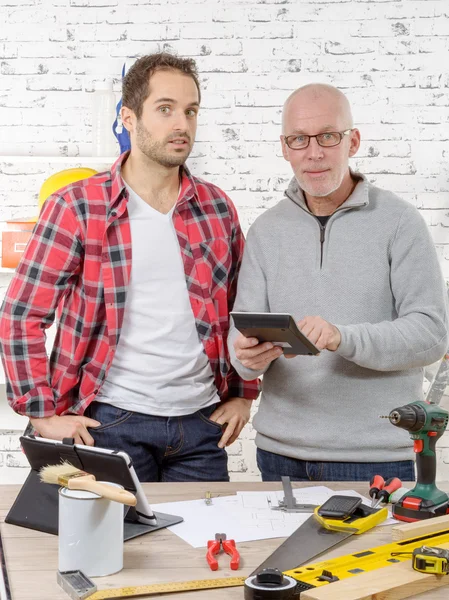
[5,436,182,541]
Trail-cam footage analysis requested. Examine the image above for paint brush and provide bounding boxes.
[39,461,137,506]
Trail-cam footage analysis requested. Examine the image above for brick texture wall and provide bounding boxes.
[0,0,448,484]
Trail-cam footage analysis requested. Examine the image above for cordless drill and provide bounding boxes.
[384,401,449,521]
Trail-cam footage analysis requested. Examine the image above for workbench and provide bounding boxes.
[2,480,449,600]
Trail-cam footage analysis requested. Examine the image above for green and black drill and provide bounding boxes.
[382,401,449,521]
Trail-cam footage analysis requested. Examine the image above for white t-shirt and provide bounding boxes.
[96,183,219,416]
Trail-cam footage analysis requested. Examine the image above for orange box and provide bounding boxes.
[5,218,37,231]
[2,218,36,268]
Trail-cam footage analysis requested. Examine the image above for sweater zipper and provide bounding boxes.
[319,224,325,268]
[315,205,366,269]
[285,193,367,270]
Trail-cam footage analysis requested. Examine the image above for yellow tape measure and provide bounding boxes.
[89,576,246,599]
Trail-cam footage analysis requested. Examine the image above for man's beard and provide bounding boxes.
[297,168,345,198]
[135,120,192,168]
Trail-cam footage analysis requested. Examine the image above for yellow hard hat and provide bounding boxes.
[38,167,97,212]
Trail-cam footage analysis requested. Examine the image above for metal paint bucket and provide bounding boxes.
[58,482,124,576]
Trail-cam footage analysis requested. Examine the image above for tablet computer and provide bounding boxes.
[5,436,183,541]
[231,312,320,356]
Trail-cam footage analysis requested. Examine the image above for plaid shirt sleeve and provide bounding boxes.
[0,194,83,417]
[225,198,261,400]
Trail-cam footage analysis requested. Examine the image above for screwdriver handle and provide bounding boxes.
[376,477,402,504]
[384,477,402,493]
[369,474,385,499]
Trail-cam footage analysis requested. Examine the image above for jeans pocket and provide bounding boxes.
[197,404,223,431]
[87,402,133,432]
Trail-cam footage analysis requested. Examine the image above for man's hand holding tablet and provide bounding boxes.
[231,312,324,371]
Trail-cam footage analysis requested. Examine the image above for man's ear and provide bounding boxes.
[280,135,290,162]
[349,128,361,157]
[120,106,135,134]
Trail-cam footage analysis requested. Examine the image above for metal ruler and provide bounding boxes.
[58,571,246,600]
[270,476,319,513]
[89,577,246,599]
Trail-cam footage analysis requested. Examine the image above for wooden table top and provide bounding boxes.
[1,480,449,600]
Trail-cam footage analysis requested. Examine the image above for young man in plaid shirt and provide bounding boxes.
[0,53,259,482]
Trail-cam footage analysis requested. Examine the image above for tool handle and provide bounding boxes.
[376,477,402,503]
[369,475,385,499]
[206,541,220,571]
[384,477,402,493]
[67,478,137,506]
[222,539,240,571]
[416,435,438,486]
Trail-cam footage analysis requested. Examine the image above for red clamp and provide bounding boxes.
[206,533,240,571]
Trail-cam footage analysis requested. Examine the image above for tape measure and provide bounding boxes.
[392,545,449,575]
[412,546,449,575]
[58,570,246,600]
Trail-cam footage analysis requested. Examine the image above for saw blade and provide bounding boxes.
[250,514,354,576]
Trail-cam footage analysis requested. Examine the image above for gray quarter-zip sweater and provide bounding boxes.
[229,173,449,462]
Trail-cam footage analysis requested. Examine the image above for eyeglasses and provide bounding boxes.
[283,129,353,150]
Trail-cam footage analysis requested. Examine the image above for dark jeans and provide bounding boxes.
[85,401,229,483]
[257,448,415,482]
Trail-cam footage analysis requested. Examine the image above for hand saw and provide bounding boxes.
[251,494,388,575]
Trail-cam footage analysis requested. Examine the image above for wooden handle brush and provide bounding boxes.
[39,461,137,506]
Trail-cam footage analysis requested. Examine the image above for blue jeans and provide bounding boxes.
[85,401,229,483]
[257,448,415,482]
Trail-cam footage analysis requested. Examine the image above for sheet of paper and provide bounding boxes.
[151,493,311,548]
[150,485,396,548]
[238,487,396,526]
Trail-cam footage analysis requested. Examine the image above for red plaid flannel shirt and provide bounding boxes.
[0,153,260,419]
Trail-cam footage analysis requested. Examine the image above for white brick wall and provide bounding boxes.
[1,0,449,484]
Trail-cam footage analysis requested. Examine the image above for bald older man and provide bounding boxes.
[230,84,448,482]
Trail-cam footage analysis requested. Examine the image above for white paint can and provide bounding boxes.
[58,482,124,577]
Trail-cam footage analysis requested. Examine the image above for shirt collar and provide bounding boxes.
[109,151,198,210]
